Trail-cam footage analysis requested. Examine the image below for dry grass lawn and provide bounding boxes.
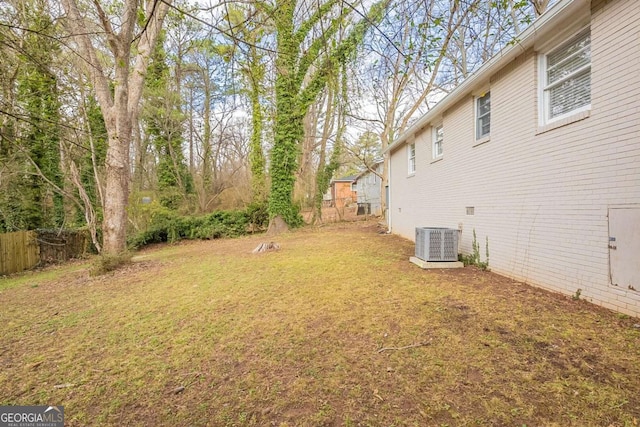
[1,221,639,426]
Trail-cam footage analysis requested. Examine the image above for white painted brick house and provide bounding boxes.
[386,0,640,316]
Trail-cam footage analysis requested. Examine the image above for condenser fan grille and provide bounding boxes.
[415,227,458,262]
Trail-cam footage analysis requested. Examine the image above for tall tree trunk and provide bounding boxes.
[61,0,170,255]
[249,82,266,201]
[102,72,132,253]
[311,73,340,224]
[202,72,212,191]
[296,99,319,207]
[247,44,267,203]
[269,2,303,225]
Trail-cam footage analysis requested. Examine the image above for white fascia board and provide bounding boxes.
[385,0,588,155]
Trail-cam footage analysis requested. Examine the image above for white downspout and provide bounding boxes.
[387,154,392,233]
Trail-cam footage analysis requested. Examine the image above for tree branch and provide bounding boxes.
[297,0,390,112]
[60,0,113,110]
[128,0,172,115]
[91,0,120,54]
[296,11,343,86]
[294,0,339,45]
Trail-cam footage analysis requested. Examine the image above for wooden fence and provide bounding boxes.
[0,229,89,276]
[37,229,88,263]
[0,230,40,275]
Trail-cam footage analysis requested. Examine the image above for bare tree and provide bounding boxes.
[60,0,171,254]
[351,0,478,219]
[351,0,536,219]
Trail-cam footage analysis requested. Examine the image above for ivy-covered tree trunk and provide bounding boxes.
[79,95,107,220]
[19,63,63,229]
[269,6,304,224]
[3,0,65,231]
[247,43,266,202]
[269,97,304,225]
[266,0,389,228]
[143,36,191,209]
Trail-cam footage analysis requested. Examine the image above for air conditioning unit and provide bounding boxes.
[415,227,459,262]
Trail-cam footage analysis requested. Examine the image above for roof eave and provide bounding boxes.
[385,0,587,155]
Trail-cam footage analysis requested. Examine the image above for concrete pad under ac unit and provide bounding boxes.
[409,256,464,269]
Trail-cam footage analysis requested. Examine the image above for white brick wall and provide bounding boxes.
[388,0,640,316]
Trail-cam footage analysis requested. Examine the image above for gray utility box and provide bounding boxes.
[415,227,459,262]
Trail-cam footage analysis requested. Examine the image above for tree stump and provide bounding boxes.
[253,216,288,253]
[252,242,281,254]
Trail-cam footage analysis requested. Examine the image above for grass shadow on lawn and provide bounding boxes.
[1,221,639,426]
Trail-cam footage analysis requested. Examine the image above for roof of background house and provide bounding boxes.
[354,161,384,180]
[385,0,587,154]
[332,175,358,183]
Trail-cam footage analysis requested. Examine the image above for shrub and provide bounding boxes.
[128,207,256,249]
[459,229,490,271]
[89,252,132,276]
[246,201,269,230]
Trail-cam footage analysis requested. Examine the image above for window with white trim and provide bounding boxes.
[408,143,416,174]
[476,92,490,139]
[541,28,591,123]
[433,125,443,159]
